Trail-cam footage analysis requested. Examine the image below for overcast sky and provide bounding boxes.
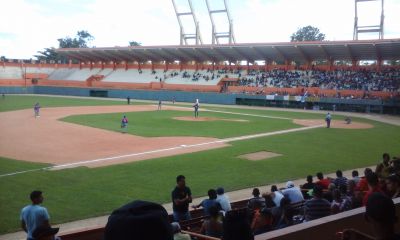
[1,0,399,59]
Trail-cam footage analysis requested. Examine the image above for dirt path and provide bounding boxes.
[0,105,228,168]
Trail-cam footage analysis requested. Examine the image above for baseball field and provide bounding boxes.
[0,95,399,234]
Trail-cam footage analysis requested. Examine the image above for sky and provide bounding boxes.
[1,0,399,59]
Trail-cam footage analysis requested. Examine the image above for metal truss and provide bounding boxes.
[205,0,236,44]
[172,0,203,45]
[353,0,384,40]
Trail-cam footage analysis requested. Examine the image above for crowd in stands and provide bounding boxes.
[20,153,400,240]
[235,68,400,94]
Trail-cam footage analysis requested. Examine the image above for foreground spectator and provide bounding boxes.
[104,200,173,240]
[340,193,399,240]
[281,181,304,204]
[223,209,254,240]
[333,170,348,189]
[270,185,284,207]
[172,175,192,221]
[351,170,361,185]
[271,197,294,229]
[171,222,190,240]
[200,206,223,238]
[32,225,61,240]
[357,168,373,192]
[304,185,331,221]
[216,187,232,212]
[385,174,400,199]
[20,190,52,240]
[192,189,221,215]
[362,172,383,206]
[302,175,316,190]
[375,153,391,178]
[316,172,331,189]
[248,188,266,211]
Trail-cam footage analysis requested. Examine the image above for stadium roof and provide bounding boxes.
[57,38,400,63]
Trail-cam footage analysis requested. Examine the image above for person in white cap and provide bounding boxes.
[281,181,304,204]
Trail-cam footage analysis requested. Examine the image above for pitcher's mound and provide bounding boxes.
[293,119,373,129]
[174,116,249,122]
[239,151,282,161]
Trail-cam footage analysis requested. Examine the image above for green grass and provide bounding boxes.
[62,110,299,138]
[0,95,137,112]
[0,95,399,234]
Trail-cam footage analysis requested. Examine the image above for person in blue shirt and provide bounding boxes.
[20,191,51,240]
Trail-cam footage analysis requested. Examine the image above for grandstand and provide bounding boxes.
[1,38,399,113]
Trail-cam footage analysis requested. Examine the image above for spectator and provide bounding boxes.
[271,197,294,229]
[281,181,304,204]
[32,225,61,240]
[250,202,272,235]
[248,188,266,211]
[351,170,361,185]
[223,209,254,240]
[304,185,331,221]
[376,153,392,178]
[385,174,400,199]
[362,172,384,206]
[104,200,173,240]
[171,222,190,240]
[200,206,223,238]
[316,172,331,189]
[270,185,284,207]
[171,175,192,222]
[216,187,232,212]
[302,175,316,190]
[192,189,221,215]
[20,190,52,240]
[340,193,399,240]
[357,168,373,192]
[333,170,348,189]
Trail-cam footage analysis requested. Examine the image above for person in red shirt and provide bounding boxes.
[362,172,384,206]
[356,168,373,192]
[315,172,330,189]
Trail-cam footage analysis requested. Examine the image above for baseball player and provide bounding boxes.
[34,102,41,118]
[193,99,199,118]
[121,115,128,133]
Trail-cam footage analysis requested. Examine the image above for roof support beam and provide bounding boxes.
[345,44,356,61]
[295,45,311,63]
[272,46,289,62]
[231,47,253,62]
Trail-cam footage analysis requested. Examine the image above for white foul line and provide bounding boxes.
[0,124,323,178]
[204,109,292,120]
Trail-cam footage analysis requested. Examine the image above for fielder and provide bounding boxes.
[121,115,128,133]
[34,102,41,118]
[193,99,199,118]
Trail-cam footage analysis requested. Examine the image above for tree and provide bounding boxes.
[290,25,325,42]
[35,30,94,62]
[129,41,141,46]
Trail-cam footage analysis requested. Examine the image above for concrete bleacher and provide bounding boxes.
[103,69,164,83]
[48,68,102,81]
[0,66,23,79]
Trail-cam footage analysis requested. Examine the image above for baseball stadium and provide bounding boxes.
[1,1,400,240]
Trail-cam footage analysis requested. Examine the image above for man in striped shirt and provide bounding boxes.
[304,185,331,221]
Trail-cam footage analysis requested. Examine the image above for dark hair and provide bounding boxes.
[209,205,219,218]
[223,209,254,240]
[307,175,313,183]
[271,185,278,192]
[366,172,379,186]
[252,188,260,197]
[316,172,323,180]
[383,153,390,160]
[336,170,343,177]
[208,189,217,200]
[176,175,185,183]
[366,193,397,224]
[30,191,42,201]
[352,170,359,177]
[364,168,373,176]
[313,185,324,198]
[386,174,400,185]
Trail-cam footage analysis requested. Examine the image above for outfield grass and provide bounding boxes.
[0,94,135,112]
[61,110,300,138]
[0,95,399,234]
